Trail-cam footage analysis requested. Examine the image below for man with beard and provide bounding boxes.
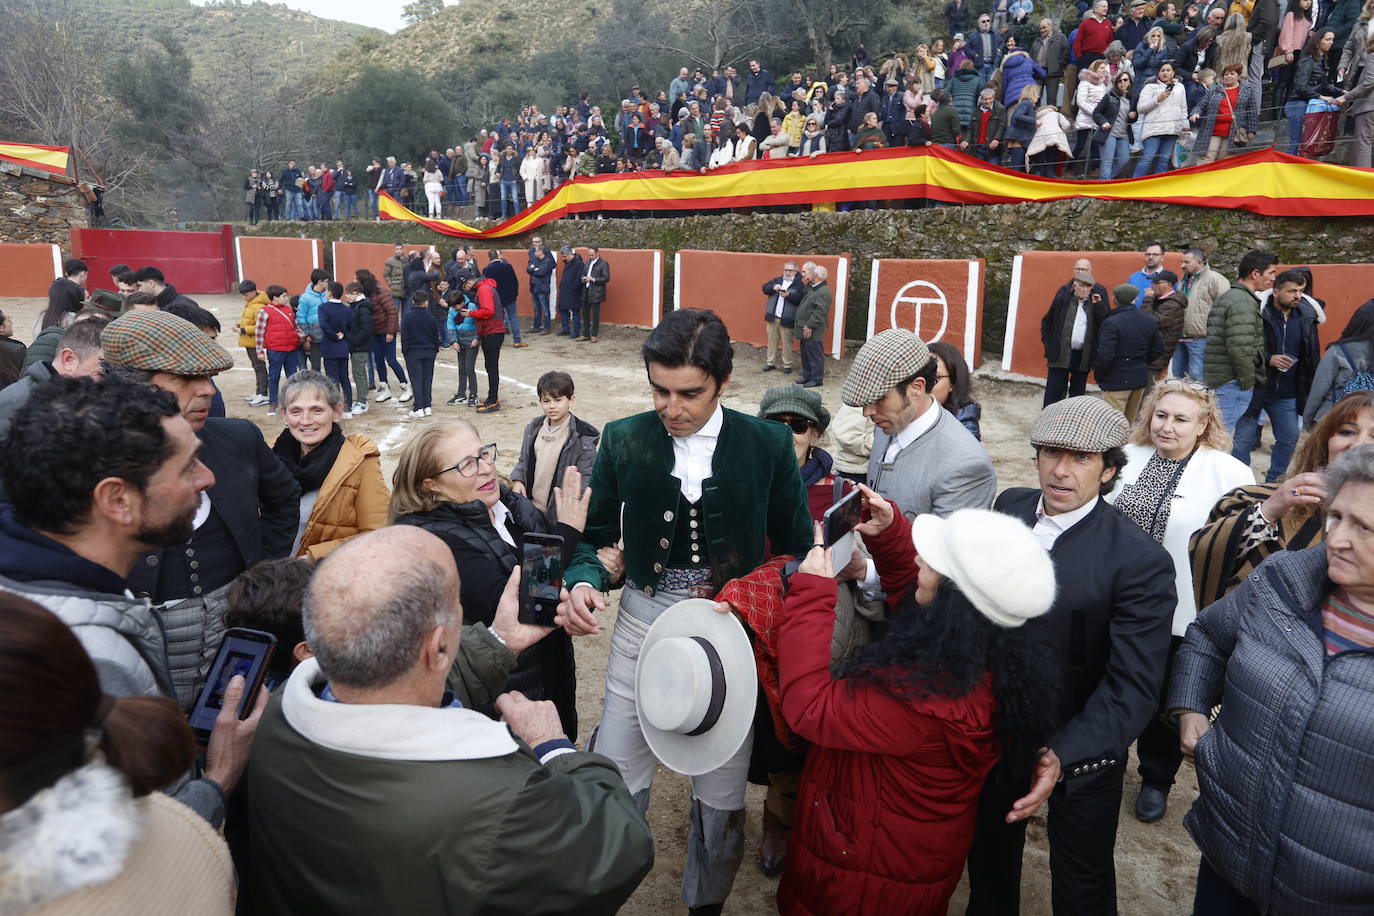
[0,377,265,828]
[99,309,300,710]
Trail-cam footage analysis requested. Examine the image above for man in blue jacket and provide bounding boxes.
[526,236,556,334]
[745,58,775,104]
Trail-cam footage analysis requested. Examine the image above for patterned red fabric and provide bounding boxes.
[718,555,801,751]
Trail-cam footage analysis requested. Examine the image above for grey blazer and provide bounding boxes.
[866,404,997,520]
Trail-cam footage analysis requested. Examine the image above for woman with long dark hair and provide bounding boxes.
[776,486,1060,915]
[1287,27,1342,154]
[1304,300,1374,423]
[928,340,982,439]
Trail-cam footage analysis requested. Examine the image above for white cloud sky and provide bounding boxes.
[192,0,440,34]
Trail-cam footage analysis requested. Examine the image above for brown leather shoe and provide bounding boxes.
[576,335,591,341]
[513,341,529,348]
[590,336,599,342]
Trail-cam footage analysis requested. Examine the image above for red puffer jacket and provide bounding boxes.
[471,277,505,337]
[776,563,999,916]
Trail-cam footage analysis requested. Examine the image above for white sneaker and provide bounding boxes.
[375,382,392,402]
[424,407,432,417]
[398,383,413,403]
[342,410,353,419]
[352,401,369,414]
[249,394,269,406]
[408,408,424,418]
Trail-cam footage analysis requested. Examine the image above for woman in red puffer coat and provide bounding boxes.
[776,486,1061,915]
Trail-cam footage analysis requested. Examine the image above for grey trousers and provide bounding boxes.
[590,585,752,907]
[1353,111,1373,170]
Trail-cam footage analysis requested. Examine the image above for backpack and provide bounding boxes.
[1335,343,1374,402]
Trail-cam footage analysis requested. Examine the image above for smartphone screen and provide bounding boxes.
[824,488,863,548]
[189,628,276,742]
[520,534,564,627]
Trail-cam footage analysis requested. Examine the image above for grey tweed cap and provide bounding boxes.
[841,329,932,407]
[1030,396,1130,452]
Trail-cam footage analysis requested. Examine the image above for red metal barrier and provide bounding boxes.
[71,226,234,294]
[0,243,61,297]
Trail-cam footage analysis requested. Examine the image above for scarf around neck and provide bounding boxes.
[273,423,346,493]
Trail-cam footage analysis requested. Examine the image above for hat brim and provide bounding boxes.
[635,598,758,777]
[910,514,953,580]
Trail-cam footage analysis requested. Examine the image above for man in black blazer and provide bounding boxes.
[579,246,611,342]
[964,396,1174,916]
[99,309,300,709]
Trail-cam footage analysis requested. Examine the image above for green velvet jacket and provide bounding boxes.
[565,407,812,596]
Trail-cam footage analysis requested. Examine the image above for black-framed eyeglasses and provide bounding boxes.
[768,416,814,434]
[436,444,498,478]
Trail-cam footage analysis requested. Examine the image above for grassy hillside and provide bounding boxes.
[69,0,383,86]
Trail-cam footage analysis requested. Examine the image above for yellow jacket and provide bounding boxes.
[297,433,390,559]
[237,291,269,349]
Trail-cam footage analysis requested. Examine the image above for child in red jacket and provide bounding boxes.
[256,285,301,415]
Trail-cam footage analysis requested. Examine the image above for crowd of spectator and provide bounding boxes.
[239,0,1374,228]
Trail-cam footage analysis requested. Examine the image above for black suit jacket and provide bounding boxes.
[582,257,611,304]
[995,489,1174,789]
[483,259,520,307]
[132,418,300,594]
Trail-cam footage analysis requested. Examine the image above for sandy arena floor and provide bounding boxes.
[4,292,1260,915]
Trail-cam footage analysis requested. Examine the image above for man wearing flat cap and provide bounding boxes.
[964,396,1175,916]
[1041,259,1109,407]
[101,309,300,709]
[841,328,995,520]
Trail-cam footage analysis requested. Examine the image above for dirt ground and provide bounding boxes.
[6,292,1270,915]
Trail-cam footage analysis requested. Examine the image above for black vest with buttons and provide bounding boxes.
[665,495,710,569]
[128,505,245,602]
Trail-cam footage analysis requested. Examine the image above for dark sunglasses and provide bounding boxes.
[768,415,814,434]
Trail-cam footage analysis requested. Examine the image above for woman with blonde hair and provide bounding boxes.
[389,417,602,736]
[1217,11,1253,73]
[914,44,938,93]
[1134,26,1172,84]
[1106,378,1253,824]
[1001,82,1042,170]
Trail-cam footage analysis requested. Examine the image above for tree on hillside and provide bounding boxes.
[402,0,445,25]
[310,64,458,165]
[765,0,898,71]
[601,0,785,73]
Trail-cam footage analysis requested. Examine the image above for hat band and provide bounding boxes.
[684,637,726,737]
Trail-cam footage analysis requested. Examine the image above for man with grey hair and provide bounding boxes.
[248,526,654,914]
[0,312,109,441]
[794,262,833,388]
[761,260,804,374]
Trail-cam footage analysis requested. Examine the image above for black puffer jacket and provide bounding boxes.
[1095,303,1164,391]
[394,491,582,738]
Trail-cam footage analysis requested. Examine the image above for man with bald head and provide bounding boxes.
[1041,259,1109,406]
[248,527,654,916]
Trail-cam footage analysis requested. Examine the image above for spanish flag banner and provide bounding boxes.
[0,141,71,176]
[378,146,1374,240]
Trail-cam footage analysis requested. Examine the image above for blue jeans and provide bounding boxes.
[1100,135,1132,179]
[367,189,379,217]
[318,191,333,220]
[340,192,359,218]
[447,177,467,205]
[974,144,1002,165]
[1233,392,1299,482]
[302,195,318,220]
[1215,380,1256,434]
[1172,338,1206,379]
[266,349,300,407]
[501,180,519,218]
[324,356,352,406]
[561,304,581,337]
[531,291,550,329]
[371,333,407,385]
[285,190,302,220]
[1132,134,1176,177]
[502,297,522,342]
[1285,100,1307,154]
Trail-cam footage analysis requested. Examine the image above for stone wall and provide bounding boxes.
[197,200,1374,354]
[0,162,88,250]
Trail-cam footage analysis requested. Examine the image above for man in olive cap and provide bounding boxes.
[965,395,1175,915]
[101,308,300,708]
[841,328,995,520]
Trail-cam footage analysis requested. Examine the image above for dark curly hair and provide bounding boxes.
[0,377,180,535]
[843,579,1062,789]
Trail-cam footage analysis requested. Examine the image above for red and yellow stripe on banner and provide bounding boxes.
[379,145,1374,240]
[0,141,71,176]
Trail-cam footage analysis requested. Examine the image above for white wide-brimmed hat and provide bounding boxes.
[910,509,1056,627]
[635,598,758,776]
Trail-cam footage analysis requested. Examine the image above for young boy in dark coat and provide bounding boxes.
[401,290,440,417]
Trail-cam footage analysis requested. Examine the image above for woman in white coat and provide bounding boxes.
[519,147,545,208]
[1132,61,1190,176]
[1106,378,1254,824]
[1026,105,1071,176]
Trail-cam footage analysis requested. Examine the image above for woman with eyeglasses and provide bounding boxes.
[1104,378,1252,825]
[1093,69,1138,179]
[928,341,983,440]
[389,418,599,738]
